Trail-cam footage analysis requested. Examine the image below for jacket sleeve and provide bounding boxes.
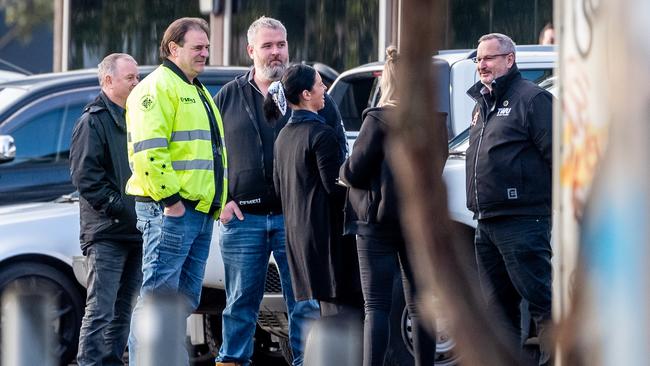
[70,115,124,217]
[314,129,345,195]
[527,92,553,167]
[339,114,384,189]
[126,80,181,205]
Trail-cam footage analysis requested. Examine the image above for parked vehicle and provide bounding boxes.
[0,66,247,206]
[329,45,556,144]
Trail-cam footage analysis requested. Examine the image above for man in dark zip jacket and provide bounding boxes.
[213,17,346,366]
[465,33,553,366]
[70,53,142,366]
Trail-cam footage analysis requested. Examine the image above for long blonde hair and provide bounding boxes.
[378,46,399,107]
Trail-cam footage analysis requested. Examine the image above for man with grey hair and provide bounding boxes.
[213,16,345,366]
[70,52,142,366]
[465,33,554,365]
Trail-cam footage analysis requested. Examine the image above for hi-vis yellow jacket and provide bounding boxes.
[125,61,228,216]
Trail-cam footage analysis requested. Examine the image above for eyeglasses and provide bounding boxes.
[472,53,512,63]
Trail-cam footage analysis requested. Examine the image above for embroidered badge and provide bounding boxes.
[496,107,511,117]
[507,188,518,199]
[139,94,155,111]
[503,100,509,107]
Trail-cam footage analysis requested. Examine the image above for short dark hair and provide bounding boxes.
[159,17,209,60]
[263,64,317,121]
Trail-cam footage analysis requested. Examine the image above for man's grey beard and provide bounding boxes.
[261,62,288,81]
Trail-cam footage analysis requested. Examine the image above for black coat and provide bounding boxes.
[70,92,141,253]
[465,65,553,220]
[339,106,402,238]
[273,110,361,303]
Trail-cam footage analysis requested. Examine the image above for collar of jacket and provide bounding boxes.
[162,59,206,88]
[467,63,522,101]
[235,68,254,88]
[99,92,127,131]
[288,109,326,124]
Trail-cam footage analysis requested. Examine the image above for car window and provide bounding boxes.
[329,72,377,132]
[520,68,553,85]
[1,87,97,166]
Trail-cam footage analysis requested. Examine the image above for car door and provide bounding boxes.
[0,87,98,204]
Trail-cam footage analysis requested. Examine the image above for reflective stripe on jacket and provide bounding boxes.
[125,64,228,215]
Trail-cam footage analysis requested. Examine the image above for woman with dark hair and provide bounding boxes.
[267,64,363,318]
[339,46,437,365]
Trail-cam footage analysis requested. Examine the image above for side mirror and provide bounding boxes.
[0,135,16,163]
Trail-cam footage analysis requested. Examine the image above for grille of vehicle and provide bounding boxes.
[257,310,289,338]
[264,263,282,293]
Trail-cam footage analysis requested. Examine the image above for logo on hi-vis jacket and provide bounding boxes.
[139,95,155,111]
[180,96,196,104]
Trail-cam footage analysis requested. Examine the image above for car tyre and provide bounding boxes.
[0,261,84,366]
[190,313,223,365]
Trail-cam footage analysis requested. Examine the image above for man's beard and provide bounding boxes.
[260,60,288,81]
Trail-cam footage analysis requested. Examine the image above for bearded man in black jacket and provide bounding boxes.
[465,33,554,366]
[213,16,346,366]
[70,53,142,365]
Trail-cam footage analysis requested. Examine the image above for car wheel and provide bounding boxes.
[385,271,460,366]
[190,313,222,365]
[0,262,84,366]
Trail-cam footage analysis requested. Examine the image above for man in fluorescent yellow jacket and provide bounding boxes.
[124,17,227,366]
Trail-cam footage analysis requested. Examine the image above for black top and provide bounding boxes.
[465,65,553,219]
[273,110,361,302]
[340,106,402,238]
[70,92,142,253]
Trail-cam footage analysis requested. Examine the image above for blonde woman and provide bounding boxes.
[339,46,437,366]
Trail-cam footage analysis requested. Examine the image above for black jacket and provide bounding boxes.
[70,92,141,253]
[213,69,347,214]
[273,110,361,303]
[465,65,553,219]
[340,106,402,238]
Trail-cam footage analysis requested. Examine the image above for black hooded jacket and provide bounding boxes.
[465,64,553,220]
[70,92,141,253]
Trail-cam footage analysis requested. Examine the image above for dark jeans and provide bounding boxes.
[475,215,553,366]
[77,240,143,366]
[356,235,436,366]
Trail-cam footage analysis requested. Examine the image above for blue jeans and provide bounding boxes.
[217,213,320,366]
[356,235,436,366]
[128,201,214,366]
[77,240,142,366]
[475,215,553,366]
